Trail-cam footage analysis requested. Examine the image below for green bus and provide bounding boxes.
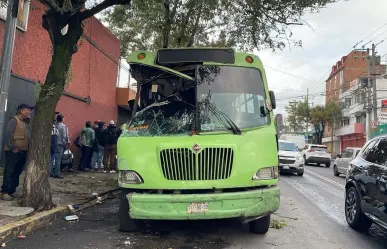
[117,48,280,234]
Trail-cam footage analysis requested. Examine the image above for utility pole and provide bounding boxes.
[306,88,309,134]
[366,48,372,141]
[371,44,378,125]
[330,112,335,155]
[0,0,20,159]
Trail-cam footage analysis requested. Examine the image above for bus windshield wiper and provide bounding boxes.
[202,100,242,135]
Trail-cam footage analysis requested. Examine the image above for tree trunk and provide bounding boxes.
[21,14,83,210]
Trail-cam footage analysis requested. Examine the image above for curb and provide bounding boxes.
[0,187,121,245]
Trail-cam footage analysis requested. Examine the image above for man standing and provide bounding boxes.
[52,114,71,178]
[103,120,120,173]
[78,121,95,171]
[1,104,33,201]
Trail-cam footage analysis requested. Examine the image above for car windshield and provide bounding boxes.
[196,66,269,132]
[312,146,329,152]
[279,142,298,152]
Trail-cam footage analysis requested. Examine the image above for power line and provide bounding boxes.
[264,66,320,84]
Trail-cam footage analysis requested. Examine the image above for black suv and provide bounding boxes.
[345,136,387,231]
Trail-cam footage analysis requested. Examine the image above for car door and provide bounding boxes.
[341,149,354,174]
[362,139,386,217]
[373,138,387,223]
[357,139,380,215]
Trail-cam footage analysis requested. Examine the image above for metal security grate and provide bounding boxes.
[160,148,234,181]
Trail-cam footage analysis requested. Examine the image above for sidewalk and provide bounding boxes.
[0,171,117,226]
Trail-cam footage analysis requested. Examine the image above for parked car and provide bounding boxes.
[278,140,304,176]
[333,147,361,176]
[302,144,331,167]
[345,136,387,232]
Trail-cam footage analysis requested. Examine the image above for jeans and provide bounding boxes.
[1,151,27,195]
[79,146,93,170]
[92,145,104,169]
[51,145,64,177]
[103,144,117,171]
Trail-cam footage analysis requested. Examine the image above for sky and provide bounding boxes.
[117,0,387,116]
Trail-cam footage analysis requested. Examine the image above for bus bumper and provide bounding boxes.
[126,186,280,220]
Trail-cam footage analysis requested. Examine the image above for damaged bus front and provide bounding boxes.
[117,48,280,234]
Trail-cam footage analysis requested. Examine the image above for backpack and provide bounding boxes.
[79,133,87,146]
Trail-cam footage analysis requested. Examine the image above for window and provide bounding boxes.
[341,149,354,158]
[311,146,329,152]
[361,139,378,161]
[356,115,366,124]
[0,0,30,31]
[365,139,387,165]
[342,119,350,126]
[345,98,351,109]
[355,150,360,157]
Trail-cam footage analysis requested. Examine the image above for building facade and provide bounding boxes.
[1,0,121,146]
[322,50,369,155]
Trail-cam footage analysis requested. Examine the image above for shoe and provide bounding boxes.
[1,193,15,201]
[109,170,116,173]
[53,175,64,179]
[68,168,74,172]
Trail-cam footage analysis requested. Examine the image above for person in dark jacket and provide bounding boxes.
[51,120,59,172]
[92,122,105,172]
[103,120,120,173]
[1,104,33,201]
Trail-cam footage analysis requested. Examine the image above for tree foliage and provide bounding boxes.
[309,101,340,144]
[285,101,311,132]
[104,0,337,56]
[20,0,131,211]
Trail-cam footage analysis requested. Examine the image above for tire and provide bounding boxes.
[317,163,320,166]
[119,192,139,232]
[249,215,271,234]
[303,157,309,166]
[326,163,331,168]
[333,165,340,176]
[345,186,372,232]
[297,172,304,176]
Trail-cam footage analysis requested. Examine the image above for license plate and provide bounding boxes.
[283,166,290,169]
[187,202,208,214]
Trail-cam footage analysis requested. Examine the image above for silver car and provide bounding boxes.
[333,147,361,176]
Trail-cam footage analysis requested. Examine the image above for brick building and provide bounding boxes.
[1,0,121,147]
[322,50,368,154]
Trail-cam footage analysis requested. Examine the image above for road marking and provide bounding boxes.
[304,169,345,189]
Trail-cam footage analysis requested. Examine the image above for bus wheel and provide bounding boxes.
[119,192,139,232]
[249,215,270,234]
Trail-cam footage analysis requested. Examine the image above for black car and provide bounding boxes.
[345,136,387,231]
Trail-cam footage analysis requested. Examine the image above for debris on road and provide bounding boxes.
[270,219,287,229]
[64,215,79,221]
[16,235,26,239]
[1,242,5,247]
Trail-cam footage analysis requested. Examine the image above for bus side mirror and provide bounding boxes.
[269,90,276,109]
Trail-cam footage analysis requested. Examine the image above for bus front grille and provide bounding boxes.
[160,148,234,181]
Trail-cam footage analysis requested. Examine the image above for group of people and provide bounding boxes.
[74,120,121,173]
[0,103,122,201]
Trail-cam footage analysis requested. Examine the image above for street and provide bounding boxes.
[7,165,387,249]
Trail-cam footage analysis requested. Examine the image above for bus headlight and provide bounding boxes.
[253,167,279,180]
[119,170,143,184]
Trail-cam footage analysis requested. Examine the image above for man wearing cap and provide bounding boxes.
[103,120,120,173]
[1,104,33,201]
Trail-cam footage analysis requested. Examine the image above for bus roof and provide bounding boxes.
[127,48,263,69]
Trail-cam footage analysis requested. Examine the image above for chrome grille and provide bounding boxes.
[160,148,234,180]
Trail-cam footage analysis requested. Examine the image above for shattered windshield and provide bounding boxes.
[122,64,195,137]
[197,66,269,132]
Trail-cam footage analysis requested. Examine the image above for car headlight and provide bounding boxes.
[119,170,143,184]
[252,167,279,180]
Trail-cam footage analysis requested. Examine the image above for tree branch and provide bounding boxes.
[79,0,131,21]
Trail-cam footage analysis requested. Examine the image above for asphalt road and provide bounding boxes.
[7,165,387,249]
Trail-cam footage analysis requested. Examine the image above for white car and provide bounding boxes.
[333,147,361,176]
[278,140,304,176]
[302,144,331,167]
